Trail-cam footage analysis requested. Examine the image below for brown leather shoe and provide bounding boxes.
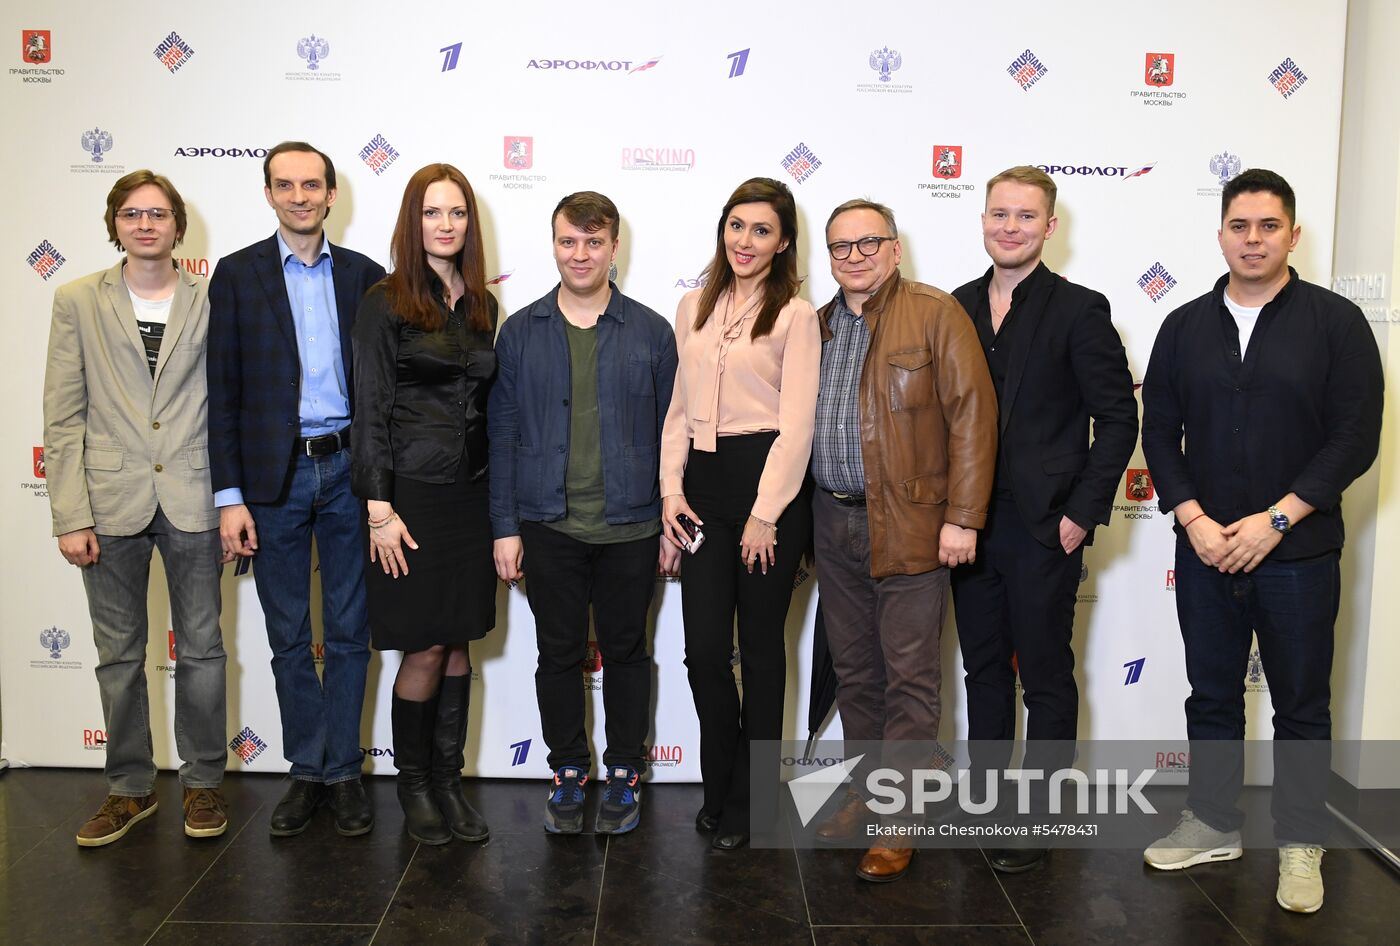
[856,845,915,883]
[815,791,868,844]
[75,793,158,847]
[182,787,229,839]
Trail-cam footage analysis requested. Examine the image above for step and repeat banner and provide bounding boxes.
[1,2,1347,781]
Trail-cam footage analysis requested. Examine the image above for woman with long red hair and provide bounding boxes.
[351,163,498,845]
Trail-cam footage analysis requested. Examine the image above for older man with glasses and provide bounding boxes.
[808,199,997,883]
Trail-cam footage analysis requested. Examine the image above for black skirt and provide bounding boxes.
[367,474,496,651]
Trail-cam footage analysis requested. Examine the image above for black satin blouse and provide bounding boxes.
[350,278,498,502]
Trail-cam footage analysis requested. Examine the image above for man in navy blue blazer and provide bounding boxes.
[207,141,386,838]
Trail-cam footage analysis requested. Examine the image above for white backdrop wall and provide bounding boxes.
[1,2,1350,782]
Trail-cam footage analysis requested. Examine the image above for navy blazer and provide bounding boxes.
[952,264,1138,548]
[207,234,386,504]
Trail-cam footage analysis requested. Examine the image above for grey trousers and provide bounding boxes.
[83,506,226,795]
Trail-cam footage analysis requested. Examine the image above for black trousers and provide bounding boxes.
[520,521,658,773]
[680,434,811,834]
[951,492,1082,781]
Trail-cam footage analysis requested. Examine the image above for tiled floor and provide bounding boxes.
[1,769,1396,945]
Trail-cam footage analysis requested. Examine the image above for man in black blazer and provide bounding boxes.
[950,166,1138,872]
[207,141,386,838]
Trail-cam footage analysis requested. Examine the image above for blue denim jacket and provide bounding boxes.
[488,284,677,537]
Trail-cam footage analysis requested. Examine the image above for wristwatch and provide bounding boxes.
[1268,505,1292,535]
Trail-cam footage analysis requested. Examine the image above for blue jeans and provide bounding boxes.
[84,507,225,795]
[248,448,369,784]
[1174,537,1338,843]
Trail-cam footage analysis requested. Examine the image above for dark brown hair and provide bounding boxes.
[104,170,187,250]
[385,164,490,332]
[695,177,800,340]
[1222,168,1296,225]
[553,191,620,240]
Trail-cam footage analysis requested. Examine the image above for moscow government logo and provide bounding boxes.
[504,136,532,170]
[1145,53,1174,86]
[933,146,962,180]
[23,29,51,64]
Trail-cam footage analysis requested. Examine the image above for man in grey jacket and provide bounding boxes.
[44,170,230,848]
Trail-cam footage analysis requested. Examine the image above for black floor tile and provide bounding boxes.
[597,853,813,945]
[373,828,605,945]
[148,921,375,946]
[0,825,53,870]
[0,767,101,828]
[459,777,558,836]
[1002,848,1245,946]
[799,846,1017,927]
[1186,846,1398,945]
[814,927,1032,945]
[0,771,277,945]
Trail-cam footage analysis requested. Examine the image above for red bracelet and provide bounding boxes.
[1180,512,1206,529]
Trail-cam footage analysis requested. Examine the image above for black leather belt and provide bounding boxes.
[296,428,350,457]
[826,490,866,507]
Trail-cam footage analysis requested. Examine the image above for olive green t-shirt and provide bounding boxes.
[542,317,659,545]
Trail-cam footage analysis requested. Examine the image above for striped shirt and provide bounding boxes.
[812,293,868,495]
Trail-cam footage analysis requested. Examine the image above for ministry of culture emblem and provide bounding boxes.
[23,29,50,64]
[869,46,901,82]
[1210,151,1242,185]
[297,35,330,71]
[1145,53,1174,86]
[504,136,532,170]
[1246,648,1265,686]
[81,127,113,163]
[933,145,962,179]
[40,626,71,659]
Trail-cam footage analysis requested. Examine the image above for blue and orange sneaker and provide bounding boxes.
[596,765,642,834]
[545,767,588,834]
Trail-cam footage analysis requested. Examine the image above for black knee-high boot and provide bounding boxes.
[392,693,451,845]
[430,674,490,841]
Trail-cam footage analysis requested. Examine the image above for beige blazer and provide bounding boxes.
[43,260,217,536]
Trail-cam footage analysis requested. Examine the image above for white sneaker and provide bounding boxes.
[1144,810,1243,870]
[1276,845,1325,913]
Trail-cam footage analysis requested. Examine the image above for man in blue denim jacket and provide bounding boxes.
[489,192,679,836]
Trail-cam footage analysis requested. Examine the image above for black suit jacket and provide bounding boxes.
[207,234,386,504]
[952,263,1138,548]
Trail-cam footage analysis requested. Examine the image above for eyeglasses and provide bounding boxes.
[827,236,895,260]
[116,208,174,222]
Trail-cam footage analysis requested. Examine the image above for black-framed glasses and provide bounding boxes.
[116,208,174,222]
[827,236,895,260]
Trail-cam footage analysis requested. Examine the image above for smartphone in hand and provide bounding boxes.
[675,513,706,554]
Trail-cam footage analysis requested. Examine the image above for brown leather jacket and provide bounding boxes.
[818,273,997,578]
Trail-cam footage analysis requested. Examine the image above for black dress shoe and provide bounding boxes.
[329,779,375,837]
[990,848,1048,873]
[270,780,326,837]
[695,810,719,833]
[711,831,749,851]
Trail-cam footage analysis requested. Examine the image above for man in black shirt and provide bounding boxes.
[950,166,1137,874]
[1141,169,1383,914]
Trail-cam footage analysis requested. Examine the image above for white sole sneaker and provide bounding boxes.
[1277,890,1323,914]
[1144,843,1243,870]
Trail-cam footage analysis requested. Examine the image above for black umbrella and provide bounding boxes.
[803,599,839,762]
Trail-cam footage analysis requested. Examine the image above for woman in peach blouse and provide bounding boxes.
[661,177,820,850]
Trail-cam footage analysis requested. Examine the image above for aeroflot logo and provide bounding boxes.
[1037,164,1153,178]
